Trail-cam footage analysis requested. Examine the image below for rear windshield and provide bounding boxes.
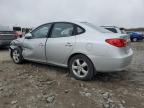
[13,27,21,31]
[81,22,111,33]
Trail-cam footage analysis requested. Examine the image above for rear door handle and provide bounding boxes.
[65,42,72,47]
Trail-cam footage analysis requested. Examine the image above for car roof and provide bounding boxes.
[101,26,119,28]
[41,21,86,25]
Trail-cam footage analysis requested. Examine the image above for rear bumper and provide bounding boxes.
[0,40,12,46]
[90,49,133,72]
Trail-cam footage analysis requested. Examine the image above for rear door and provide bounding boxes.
[46,22,76,66]
[22,24,52,62]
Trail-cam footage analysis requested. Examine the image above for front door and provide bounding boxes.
[22,24,52,62]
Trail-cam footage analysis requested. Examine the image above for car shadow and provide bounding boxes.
[93,70,130,82]
[27,61,130,82]
[16,60,131,83]
[26,61,68,75]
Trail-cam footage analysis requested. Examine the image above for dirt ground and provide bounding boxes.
[0,42,144,108]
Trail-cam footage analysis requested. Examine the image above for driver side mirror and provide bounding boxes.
[25,33,32,39]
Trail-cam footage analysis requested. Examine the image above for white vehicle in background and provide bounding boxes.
[101,26,126,34]
[13,27,32,38]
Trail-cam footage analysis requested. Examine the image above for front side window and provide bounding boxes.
[32,24,51,38]
[51,23,74,38]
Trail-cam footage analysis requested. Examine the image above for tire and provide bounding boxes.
[12,47,24,64]
[69,54,94,81]
[133,38,137,42]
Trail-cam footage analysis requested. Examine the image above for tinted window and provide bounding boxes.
[105,28,117,33]
[76,26,85,34]
[32,24,51,38]
[51,23,74,38]
[13,27,21,31]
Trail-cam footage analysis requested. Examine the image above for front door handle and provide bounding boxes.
[65,42,72,47]
[39,43,44,47]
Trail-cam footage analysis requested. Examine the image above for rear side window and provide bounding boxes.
[51,23,74,38]
[105,28,117,33]
[75,26,85,35]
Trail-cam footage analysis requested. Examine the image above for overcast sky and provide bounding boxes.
[0,0,144,28]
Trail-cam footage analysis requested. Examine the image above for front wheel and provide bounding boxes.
[12,48,24,64]
[69,54,94,81]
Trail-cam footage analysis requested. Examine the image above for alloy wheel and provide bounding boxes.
[72,59,89,78]
[12,50,20,63]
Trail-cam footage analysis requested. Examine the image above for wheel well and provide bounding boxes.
[10,46,22,58]
[67,53,97,74]
[67,53,91,65]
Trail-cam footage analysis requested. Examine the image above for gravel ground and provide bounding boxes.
[0,42,144,108]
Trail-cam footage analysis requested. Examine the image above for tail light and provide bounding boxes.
[105,38,126,48]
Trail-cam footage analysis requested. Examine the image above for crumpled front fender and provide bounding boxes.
[9,45,17,50]
[9,45,18,58]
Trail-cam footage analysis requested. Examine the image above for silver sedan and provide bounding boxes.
[9,21,133,80]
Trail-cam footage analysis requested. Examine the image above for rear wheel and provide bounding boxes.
[69,54,94,80]
[12,47,24,64]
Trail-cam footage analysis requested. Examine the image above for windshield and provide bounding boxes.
[81,22,111,33]
[13,27,21,31]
